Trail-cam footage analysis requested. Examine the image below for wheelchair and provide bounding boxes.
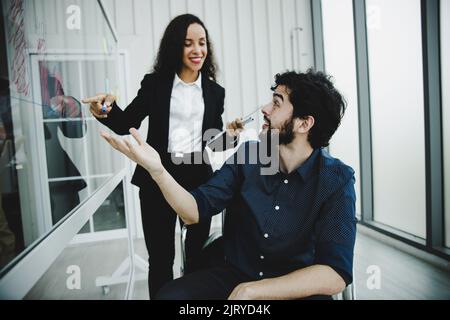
[179,210,355,300]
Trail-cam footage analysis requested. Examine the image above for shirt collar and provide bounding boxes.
[296,148,321,181]
[173,72,202,89]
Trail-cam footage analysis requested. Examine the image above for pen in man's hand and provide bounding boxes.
[207,116,254,146]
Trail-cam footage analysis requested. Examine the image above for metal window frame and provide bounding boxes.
[311,0,325,72]
[98,0,118,43]
[421,0,444,252]
[352,0,374,223]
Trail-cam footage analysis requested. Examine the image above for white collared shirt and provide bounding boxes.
[167,73,205,153]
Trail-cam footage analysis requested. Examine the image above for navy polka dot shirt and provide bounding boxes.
[191,142,357,285]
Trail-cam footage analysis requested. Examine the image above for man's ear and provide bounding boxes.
[295,116,315,133]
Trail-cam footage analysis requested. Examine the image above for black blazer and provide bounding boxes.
[99,72,226,188]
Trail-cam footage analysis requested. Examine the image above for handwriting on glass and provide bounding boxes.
[7,0,29,96]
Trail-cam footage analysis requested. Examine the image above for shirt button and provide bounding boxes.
[260,255,265,260]
[264,233,269,238]
[284,179,288,184]
[259,272,264,277]
[275,205,280,210]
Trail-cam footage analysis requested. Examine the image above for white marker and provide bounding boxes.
[206,115,255,146]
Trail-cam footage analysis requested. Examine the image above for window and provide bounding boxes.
[321,0,361,217]
[0,0,131,298]
[366,0,426,238]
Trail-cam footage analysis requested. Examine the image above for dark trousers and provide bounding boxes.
[154,235,332,300]
[155,263,251,300]
[139,159,211,299]
[155,263,333,300]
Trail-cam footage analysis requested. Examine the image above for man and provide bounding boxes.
[102,69,356,300]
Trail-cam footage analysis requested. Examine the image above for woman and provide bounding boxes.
[83,14,239,298]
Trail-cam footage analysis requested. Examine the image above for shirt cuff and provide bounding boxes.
[314,242,354,286]
[98,101,119,126]
[190,189,212,224]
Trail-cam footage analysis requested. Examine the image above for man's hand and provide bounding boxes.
[230,265,347,300]
[82,93,116,119]
[101,128,200,225]
[228,282,258,300]
[101,128,164,179]
[226,118,245,137]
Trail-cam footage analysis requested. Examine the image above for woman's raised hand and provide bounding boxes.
[82,93,116,119]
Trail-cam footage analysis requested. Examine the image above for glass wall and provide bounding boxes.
[441,0,450,248]
[366,0,426,238]
[321,0,361,217]
[25,183,128,299]
[0,0,130,298]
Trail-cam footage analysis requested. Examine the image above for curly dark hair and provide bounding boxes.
[152,14,218,81]
[271,69,347,149]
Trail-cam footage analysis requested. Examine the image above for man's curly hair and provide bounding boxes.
[271,69,347,149]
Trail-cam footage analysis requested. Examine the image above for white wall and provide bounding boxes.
[441,0,450,248]
[321,0,361,217]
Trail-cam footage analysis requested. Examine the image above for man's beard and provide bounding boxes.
[259,116,295,148]
[278,116,295,145]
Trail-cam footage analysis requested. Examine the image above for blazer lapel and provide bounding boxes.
[201,76,214,133]
[157,73,175,152]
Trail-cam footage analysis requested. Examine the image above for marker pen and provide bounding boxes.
[206,115,255,146]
